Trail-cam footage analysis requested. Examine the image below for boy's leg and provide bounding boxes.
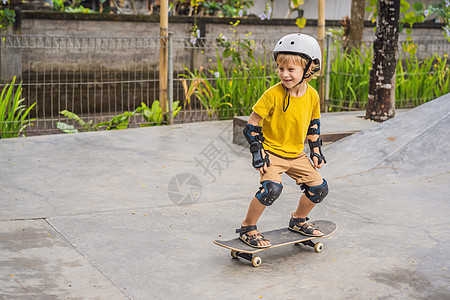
[293,179,324,235]
[241,196,270,247]
[243,197,266,226]
[240,153,287,247]
[286,153,328,236]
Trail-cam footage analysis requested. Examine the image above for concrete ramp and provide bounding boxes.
[317,94,450,300]
[0,94,449,299]
[323,93,450,183]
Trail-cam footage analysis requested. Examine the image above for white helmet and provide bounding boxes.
[273,33,322,74]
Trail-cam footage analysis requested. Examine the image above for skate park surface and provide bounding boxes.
[1,94,448,299]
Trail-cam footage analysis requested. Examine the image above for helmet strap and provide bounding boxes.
[282,85,290,112]
[282,58,313,112]
[293,58,313,89]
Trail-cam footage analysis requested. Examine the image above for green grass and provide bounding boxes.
[0,77,36,138]
[327,41,449,111]
[327,42,372,111]
[396,51,449,107]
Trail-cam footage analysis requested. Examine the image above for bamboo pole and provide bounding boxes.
[318,0,326,112]
[168,32,174,125]
[159,0,168,121]
[325,32,331,113]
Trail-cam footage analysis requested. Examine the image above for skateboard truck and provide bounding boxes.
[230,250,263,267]
[295,239,324,253]
[231,240,324,267]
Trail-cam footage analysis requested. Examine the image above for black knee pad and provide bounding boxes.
[255,181,283,206]
[301,179,328,204]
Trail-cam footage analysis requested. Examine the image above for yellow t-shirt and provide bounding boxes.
[252,82,321,158]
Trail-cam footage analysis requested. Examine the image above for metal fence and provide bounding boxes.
[0,34,448,136]
[324,36,450,112]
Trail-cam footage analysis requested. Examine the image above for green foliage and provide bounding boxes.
[187,29,447,116]
[52,0,65,11]
[328,41,372,111]
[56,121,78,134]
[64,6,91,13]
[219,0,254,17]
[203,1,221,16]
[327,40,449,111]
[396,51,449,107]
[415,0,450,42]
[295,17,306,29]
[57,109,134,133]
[401,1,425,38]
[292,0,306,29]
[0,77,36,138]
[135,101,181,126]
[1,0,15,34]
[188,0,254,18]
[57,101,181,133]
[366,0,450,41]
[180,67,233,120]
[292,0,304,7]
[217,24,255,67]
[97,111,135,130]
[181,30,279,119]
[58,110,99,133]
[216,53,279,117]
[0,8,15,32]
[52,0,92,13]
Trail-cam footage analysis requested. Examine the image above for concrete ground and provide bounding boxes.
[0,94,449,299]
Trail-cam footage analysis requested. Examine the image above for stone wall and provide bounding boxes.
[18,11,444,41]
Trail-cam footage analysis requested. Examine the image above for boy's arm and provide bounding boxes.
[244,112,271,174]
[247,111,262,127]
[307,119,326,169]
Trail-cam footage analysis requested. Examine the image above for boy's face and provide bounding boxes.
[276,59,305,89]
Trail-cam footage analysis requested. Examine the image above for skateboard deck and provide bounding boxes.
[214,220,337,267]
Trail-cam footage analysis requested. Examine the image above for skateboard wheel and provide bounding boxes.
[231,250,238,259]
[252,256,262,267]
[314,242,324,253]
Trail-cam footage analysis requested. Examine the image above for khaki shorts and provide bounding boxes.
[260,151,323,185]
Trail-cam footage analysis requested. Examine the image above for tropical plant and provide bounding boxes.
[396,52,449,107]
[326,39,449,111]
[203,1,221,16]
[328,41,372,111]
[180,68,232,120]
[97,111,135,130]
[135,101,181,126]
[219,0,254,17]
[57,110,100,133]
[52,0,92,13]
[57,109,137,133]
[57,101,181,133]
[0,77,36,138]
[0,7,15,33]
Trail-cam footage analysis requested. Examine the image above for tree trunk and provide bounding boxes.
[365,0,400,122]
[347,0,365,50]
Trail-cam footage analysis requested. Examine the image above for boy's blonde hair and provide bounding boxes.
[276,53,320,83]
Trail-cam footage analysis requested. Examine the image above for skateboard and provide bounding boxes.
[214,220,337,267]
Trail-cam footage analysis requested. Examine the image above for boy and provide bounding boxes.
[237,33,329,248]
